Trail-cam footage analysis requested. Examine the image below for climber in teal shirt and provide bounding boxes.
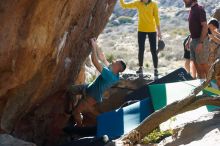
[86,65,120,102]
[65,38,126,127]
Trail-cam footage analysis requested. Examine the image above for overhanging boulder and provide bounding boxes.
[213,7,220,20]
[0,0,116,145]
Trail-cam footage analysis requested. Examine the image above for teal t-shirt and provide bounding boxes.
[86,66,119,102]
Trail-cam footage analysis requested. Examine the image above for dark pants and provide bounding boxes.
[138,31,158,68]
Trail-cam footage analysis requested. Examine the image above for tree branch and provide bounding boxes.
[178,95,220,114]
[115,59,220,145]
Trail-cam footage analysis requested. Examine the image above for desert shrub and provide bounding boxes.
[88,74,97,83]
[109,19,120,27]
[142,128,173,144]
[160,52,165,58]
[117,16,134,24]
[171,28,188,36]
[106,53,115,63]
[142,117,176,144]
[145,63,149,68]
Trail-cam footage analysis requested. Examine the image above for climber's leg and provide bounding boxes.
[64,84,87,114]
[72,96,97,127]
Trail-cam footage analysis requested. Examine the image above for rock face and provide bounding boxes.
[0,134,36,146]
[97,74,152,113]
[159,111,220,146]
[0,0,116,145]
[213,8,220,21]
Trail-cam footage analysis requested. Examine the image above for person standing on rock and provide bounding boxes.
[119,0,162,80]
[183,0,209,79]
[65,38,126,127]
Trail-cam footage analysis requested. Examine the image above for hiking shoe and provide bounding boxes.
[154,69,159,80]
[136,67,143,74]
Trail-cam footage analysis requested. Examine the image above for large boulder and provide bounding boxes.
[97,74,151,113]
[213,7,220,21]
[0,134,36,146]
[0,0,116,145]
[159,111,220,146]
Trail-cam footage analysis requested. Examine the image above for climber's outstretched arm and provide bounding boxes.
[91,38,103,73]
[97,47,110,67]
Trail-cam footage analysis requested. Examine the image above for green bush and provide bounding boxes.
[171,28,188,36]
[117,16,134,24]
[142,128,173,144]
[145,63,149,68]
[106,53,115,63]
[107,22,116,27]
[160,52,165,58]
[88,74,97,83]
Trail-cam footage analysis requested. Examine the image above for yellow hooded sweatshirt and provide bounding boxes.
[119,0,160,32]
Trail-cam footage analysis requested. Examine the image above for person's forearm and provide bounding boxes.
[157,25,162,39]
[90,38,103,72]
[97,47,104,61]
[97,48,109,66]
[199,25,208,43]
[119,0,137,9]
[99,53,109,66]
[157,25,161,34]
[91,47,99,65]
[209,35,220,44]
[213,30,220,38]
[213,37,220,44]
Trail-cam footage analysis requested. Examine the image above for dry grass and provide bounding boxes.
[98,23,186,75]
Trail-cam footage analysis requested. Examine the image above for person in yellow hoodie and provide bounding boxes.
[119,0,162,79]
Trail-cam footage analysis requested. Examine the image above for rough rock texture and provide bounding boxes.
[213,8,220,20]
[159,111,220,146]
[213,9,220,83]
[0,134,36,146]
[80,71,152,126]
[97,74,152,113]
[0,0,116,145]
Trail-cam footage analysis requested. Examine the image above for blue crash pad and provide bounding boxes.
[97,98,154,139]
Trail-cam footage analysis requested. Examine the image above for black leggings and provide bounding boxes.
[138,31,158,68]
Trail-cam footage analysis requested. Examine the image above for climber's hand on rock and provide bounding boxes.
[91,38,98,50]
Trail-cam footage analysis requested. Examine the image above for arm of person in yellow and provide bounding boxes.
[119,0,138,9]
[153,2,162,39]
[157,25,162,40]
